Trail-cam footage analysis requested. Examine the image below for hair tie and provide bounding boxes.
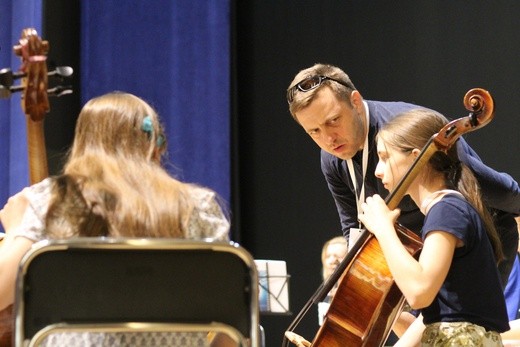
[141,116,165,147]
[446,161,462,187]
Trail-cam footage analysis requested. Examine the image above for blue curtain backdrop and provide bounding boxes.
[1,1,231,212]
[80,1,231,205]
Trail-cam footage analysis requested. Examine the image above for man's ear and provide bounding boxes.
[411,148,421,158]
[350,90,364,112]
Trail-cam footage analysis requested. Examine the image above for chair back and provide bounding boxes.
[14,238,259,347]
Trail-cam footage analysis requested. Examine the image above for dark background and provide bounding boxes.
[233,2,520,346]
[44,1,520,346]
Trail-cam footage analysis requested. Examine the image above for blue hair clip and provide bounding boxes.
[156,134,165,147]
[141,116,154,133]
[141,116,165,147]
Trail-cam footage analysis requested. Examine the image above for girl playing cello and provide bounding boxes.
[358,108,509,346]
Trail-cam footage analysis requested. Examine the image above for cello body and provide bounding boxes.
[312,225,422,346]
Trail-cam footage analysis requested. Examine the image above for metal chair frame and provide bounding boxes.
[14,238,259,347]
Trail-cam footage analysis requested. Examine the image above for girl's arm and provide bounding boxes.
[502,318,520,340]
[359,195,457,309]
[0,190,36,309]
[0,237,34,309]
[394,314,425,347]
[393,311,417,337]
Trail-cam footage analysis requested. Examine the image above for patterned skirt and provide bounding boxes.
[422,322,503,347]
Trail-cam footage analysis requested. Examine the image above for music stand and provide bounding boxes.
[254,260,290,315]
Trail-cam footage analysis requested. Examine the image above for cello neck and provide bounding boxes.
[26,118,48,184]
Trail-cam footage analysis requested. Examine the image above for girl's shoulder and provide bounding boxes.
[185,185,230,241]
[25,177,55,215]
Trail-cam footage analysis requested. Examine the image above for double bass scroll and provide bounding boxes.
[283,88,495,347]
[0,28,73,347]
[1,28,73,184]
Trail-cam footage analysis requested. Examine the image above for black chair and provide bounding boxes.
[14,238,260,346]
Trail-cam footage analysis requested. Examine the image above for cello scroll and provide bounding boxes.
[1,28,73,184]
[14,28,50,122]
[434,88,494,150]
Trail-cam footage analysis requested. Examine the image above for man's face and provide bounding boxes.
[294,87,366,160]
[322,242,348,280]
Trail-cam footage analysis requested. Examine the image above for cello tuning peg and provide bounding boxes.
[0,68,14,88]
[48,66,73,78]
[0,84,23,98]
[0,68,26,87]
[47,85,73,97]
[0,85,12,99]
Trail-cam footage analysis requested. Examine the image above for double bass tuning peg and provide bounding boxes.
[0,65,74,99]
[0,74,24,99]
[0,68,24,88]
[47,66,73,78]
[47,85,73,98]
[47,66,74,98]
[0,65,73,88]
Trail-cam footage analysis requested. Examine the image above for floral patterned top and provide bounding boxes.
[13,177,230,242]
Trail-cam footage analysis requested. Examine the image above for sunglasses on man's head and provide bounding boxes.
[286,75,353,104]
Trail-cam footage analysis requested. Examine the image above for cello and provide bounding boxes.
[0,28,73,346]
[284,88,495,347]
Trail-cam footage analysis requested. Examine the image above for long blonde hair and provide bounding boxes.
[66,92,166,163]
[57,155,193,238]
[46,92,197,239]
[377,109,503,263]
